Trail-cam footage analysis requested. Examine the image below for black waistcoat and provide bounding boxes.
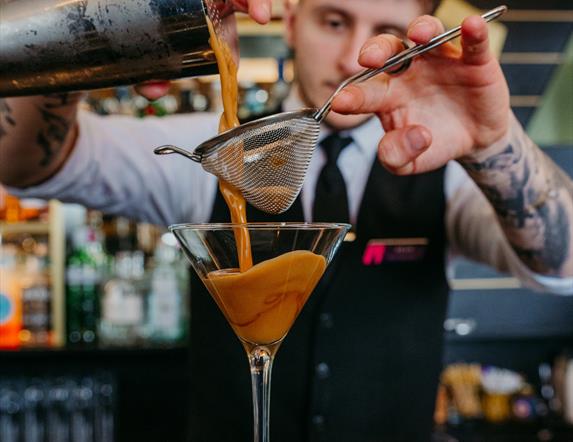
[188,159,449,442]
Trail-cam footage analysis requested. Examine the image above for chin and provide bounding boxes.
[324,111,373,131]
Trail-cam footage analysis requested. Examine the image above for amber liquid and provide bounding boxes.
[204,250,326,344]
[207,18,253,272]
[206,21,326,346]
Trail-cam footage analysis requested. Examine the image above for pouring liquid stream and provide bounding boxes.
[207,18,253,272]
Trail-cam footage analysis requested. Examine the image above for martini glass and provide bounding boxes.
[170,222,350,442]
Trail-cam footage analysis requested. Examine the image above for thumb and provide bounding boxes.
[378,125,432,175]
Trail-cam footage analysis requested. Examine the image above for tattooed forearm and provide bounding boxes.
[460,116,573,277]
[35,94,75,167]
[0,93,82,188]
[44,93,72,108]
[0,99,17,142]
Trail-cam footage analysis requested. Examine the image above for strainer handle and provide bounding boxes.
[154,145,203,162]
[314,5,507,122]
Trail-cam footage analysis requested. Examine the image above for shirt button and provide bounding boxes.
[316,362,330,379]
[319,313,333,329]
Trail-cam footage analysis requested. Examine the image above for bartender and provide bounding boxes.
[1,0,572,441]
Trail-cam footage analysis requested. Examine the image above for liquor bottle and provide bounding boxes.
[80,255,99,347]
[21,254,51,347]
[146,244,186,343]
[99,252,145,346]
[0,245,23,349]
[66,220,108,347]
[65,234,84,346]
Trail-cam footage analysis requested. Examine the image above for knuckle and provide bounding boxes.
[379,139,404,168]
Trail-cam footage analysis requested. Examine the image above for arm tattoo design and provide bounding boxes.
[461,120,573,277]
[36,94,74,167]
[0,99,17,142]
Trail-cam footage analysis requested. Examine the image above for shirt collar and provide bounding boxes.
[283,84,382,157]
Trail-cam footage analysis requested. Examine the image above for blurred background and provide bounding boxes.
[1,0,572,441]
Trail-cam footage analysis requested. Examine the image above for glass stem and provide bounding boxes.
[249,346,274,442]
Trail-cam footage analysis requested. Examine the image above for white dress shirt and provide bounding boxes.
[9,92,572,295]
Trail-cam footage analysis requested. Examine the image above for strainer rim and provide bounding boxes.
[193,108,319,158]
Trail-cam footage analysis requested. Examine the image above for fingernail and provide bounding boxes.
[407,127,429,151]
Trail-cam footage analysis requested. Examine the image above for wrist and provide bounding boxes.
[459,112,519,165]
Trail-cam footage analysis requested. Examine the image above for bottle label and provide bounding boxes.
[102,281,142,326]
[23,285,50,301]
[22,286,50,330]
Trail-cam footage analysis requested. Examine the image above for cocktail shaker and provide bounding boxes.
[0,0,228,97]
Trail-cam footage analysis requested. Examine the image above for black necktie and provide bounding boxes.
[313,133,353,223]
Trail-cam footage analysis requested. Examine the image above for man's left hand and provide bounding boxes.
[331,14,510,175]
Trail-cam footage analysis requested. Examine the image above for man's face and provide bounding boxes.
[285,0,425,130]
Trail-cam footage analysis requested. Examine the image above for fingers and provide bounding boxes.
[377,125,432,175]
[248,0,271,24]
[407,15,445,45]
[333,34,404,114]
[232,0,271,24]
[460,15,492,65]
[406,15,461,58]
[407,14,492,65]
[134,81,171,101]
[331,79,391,115]
[358,34,406,69]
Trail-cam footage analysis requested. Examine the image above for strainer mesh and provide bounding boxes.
[201,115,320,214]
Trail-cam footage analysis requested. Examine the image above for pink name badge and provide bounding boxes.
[362,238,429,266]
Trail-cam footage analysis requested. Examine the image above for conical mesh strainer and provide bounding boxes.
[155,109,319,214]
[155,6,507,215]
